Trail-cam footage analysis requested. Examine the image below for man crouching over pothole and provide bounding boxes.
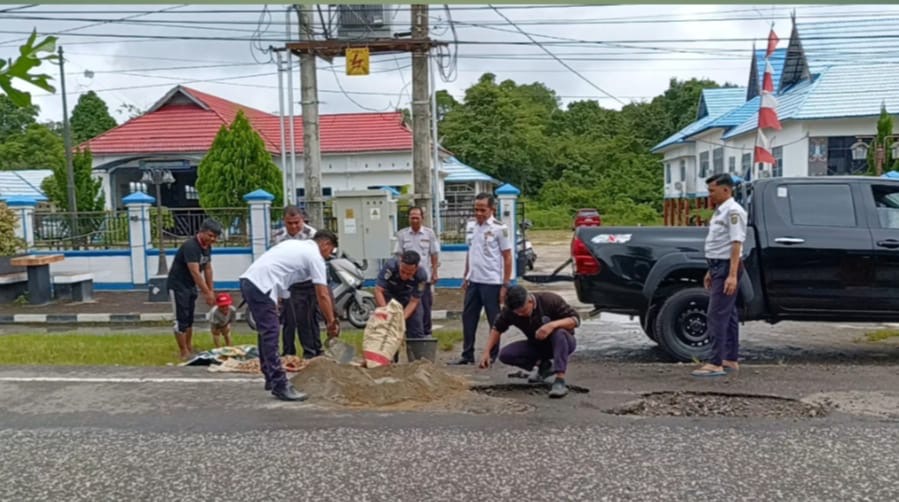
[478,285,579,398]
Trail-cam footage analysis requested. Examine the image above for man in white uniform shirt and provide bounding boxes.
[692,173,748,378]
[271,206,320,359]
[239,230,340,401]
[449,193,513,365]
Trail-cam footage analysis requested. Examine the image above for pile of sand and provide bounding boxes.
[290,358,470,408]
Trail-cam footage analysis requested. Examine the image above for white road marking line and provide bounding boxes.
[0,376,262,384]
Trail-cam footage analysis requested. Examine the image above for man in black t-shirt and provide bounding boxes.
[167,218,222,359]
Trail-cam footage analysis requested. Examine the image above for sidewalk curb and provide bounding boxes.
[0,308,595,326]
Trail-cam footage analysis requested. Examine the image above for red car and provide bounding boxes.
[574,208,602,229]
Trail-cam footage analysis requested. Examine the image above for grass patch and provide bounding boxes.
[862,329,899,343]
[528,229,574,245]
[0,329,463,366]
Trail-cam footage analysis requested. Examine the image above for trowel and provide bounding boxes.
[324,337,355,364]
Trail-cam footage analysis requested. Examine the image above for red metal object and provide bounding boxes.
[573,208,602,228]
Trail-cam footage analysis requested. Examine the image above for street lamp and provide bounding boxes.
[851,136,899,175]
[141,168,175,276]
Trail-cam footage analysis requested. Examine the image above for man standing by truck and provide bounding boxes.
[692,173,747,377]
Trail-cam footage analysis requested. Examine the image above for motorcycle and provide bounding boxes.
[243,251,376,331]
[327,251,376,329]
[517,219,537,272]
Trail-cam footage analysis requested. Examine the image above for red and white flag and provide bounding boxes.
[766,28,779,58]
[755,129,776,165]
[759,92,782,130]
[762,60,776,93]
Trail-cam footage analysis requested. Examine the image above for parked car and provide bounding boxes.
[573,208,602,229]
[548,176,899,362]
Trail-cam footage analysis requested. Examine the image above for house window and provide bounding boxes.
[699,151,709,178]
[665,163,671,183]
[741,153,752,176]
[713,148,724,174]
[322,187,333,198]
[772,146,783,177]
[679,160,686,181]
[183,185,199,201]
[728,156,736,174]
[827,136,869,175]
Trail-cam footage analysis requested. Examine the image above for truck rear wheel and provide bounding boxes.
[653,287,713,362]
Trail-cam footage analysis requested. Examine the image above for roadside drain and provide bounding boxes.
[608,391,829,418]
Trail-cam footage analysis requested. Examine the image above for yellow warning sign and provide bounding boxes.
[346,47,370,76]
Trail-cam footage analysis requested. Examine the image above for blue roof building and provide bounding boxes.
[654,16,899,204]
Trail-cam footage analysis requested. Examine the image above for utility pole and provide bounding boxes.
[296,4,323,227]
[274,49,289,205]
[58,46,77,221]
[411,4,432,226]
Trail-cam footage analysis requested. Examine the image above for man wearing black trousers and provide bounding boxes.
[449,193,513,365]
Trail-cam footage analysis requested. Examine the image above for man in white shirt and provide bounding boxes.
[239,230,340,401]
[449,193,513,365]
[692,173,748,378]
[393,206,440,337]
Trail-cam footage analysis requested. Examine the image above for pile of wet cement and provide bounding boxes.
[609,391,829,418]
[291,358,470,407]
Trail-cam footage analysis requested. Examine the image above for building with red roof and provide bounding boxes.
[84,85,466,210]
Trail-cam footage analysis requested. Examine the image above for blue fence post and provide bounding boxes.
[244,189,274,260]
[495,183,521,283]
[123,192,154,286]
[5,196,38,251]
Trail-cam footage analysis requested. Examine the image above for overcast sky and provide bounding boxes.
[3,3,898,124]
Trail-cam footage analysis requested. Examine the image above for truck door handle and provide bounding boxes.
[877,239,899,249]
[774,237,805,245]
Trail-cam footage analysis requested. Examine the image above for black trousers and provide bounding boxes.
[281,281,322,359]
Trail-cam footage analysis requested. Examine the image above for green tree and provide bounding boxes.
[0,202,25,256]
[867,103,897,175]
[40,147,104,212]
[196,110,283,208]
[0,123,64,170]
[0,30,58,108]
[0,94,38,142]
[70,91,118,144]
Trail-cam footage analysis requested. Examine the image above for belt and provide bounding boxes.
[288,280,315,292]
[707,258,729,265]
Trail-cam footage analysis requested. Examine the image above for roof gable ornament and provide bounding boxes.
[746,41,760,101]
[779,11,811,90]
[146,85,211,114]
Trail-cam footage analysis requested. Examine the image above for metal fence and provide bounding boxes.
[160,207,250,248]
[32,210,130,250]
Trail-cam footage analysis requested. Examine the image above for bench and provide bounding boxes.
[0,273,28,303]
[53,273,95,302]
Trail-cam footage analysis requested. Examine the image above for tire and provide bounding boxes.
[639,303,661,343]
[346,297,376,329]
[653,287,713,362]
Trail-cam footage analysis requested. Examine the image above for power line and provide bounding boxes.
[488,4,624,106]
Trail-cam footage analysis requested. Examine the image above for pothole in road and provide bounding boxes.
[471,382,591,398]
[607,391,829,418]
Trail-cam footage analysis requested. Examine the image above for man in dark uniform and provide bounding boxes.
[374,250,428,339]
[167,218,222,360]
[692,173,748,377]
[479,285,580,398]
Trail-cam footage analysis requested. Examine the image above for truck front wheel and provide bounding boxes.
[653,287,713,362]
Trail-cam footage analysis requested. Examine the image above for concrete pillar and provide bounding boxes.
[4,196,38,250]
[244,189,274,260]
[495,183,521,283]
[123,191,154,286]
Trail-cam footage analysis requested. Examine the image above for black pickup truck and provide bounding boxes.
[566,176,899,361]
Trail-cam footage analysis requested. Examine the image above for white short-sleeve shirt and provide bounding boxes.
[393,226,440,281]
[704,197,748,259]
[240,239,328,302]
[465,216,512,285]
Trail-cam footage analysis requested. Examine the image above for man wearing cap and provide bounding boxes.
[271,205,321,359]
[691,173,748,378]
[239,230,341,401]
[374,250,429,339]
[207,292,237,348]
[449,192,513,365]
[394,206,440,337]
[479,285,580,398]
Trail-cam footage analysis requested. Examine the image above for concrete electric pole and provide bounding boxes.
[58,46,77,217]
[411,4,432,225]
[296,4,324,228]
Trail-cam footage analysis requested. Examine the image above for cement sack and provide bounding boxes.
[362,299,406,367]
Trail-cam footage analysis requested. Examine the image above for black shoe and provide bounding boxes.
[447,357,474,366]
[529,360,554,383]
[272,384,308,402]
[548,378,568,399]
[264,380,272,391]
